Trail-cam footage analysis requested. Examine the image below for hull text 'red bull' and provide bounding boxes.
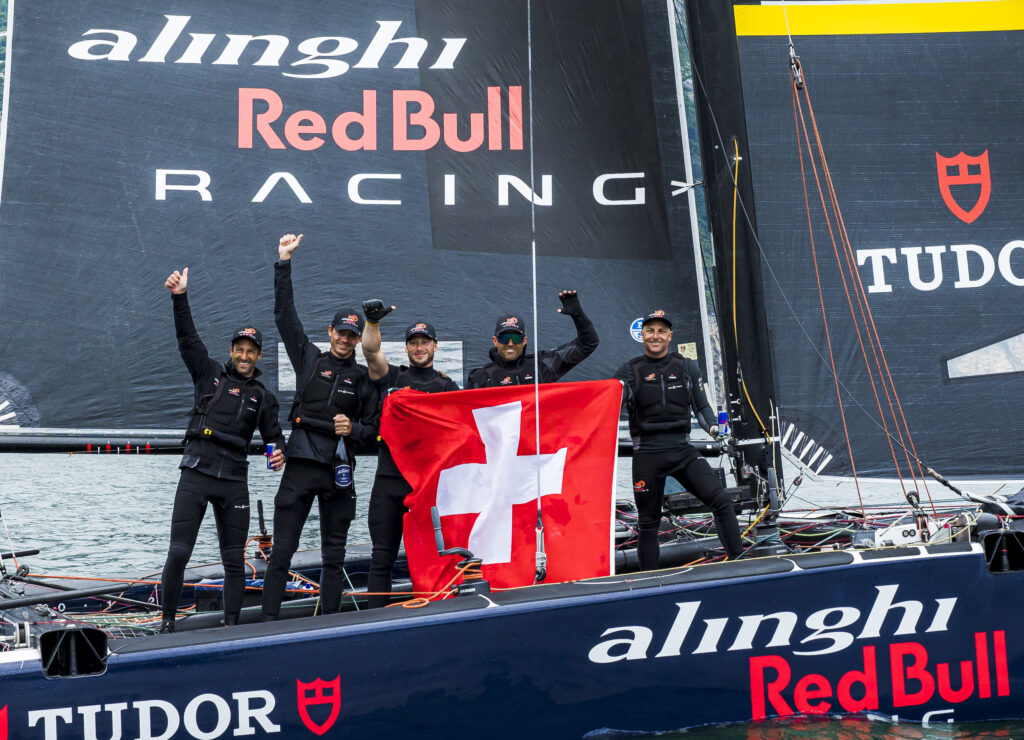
[750,631,1010,720]
[587,584,1012,720]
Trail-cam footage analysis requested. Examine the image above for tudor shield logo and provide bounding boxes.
[296,677,341,736]
[935,150,990,224]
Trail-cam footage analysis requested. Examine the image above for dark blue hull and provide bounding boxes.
[3,543,1021,738]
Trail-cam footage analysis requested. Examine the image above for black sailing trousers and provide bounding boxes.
[631,449,745,569]
[160,468,250,625]
[366,473,413,609]
[261,458,355,620]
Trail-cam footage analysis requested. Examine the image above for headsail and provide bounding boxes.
[730,1,1024,478]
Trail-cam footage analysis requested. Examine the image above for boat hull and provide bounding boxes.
[2,543,1022,738]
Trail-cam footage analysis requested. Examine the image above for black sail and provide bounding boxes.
[0,0,712,434]
[723,1,1024,478]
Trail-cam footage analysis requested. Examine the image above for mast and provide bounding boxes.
[682,0,783,492]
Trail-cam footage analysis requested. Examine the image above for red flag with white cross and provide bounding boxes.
[380,380,621,593]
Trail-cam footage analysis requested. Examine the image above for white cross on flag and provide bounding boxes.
[380,380,622,593]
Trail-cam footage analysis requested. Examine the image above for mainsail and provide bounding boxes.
[0,0,710,433]
[729,0,1024,478]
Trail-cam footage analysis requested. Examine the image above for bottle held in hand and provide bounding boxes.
[334,439,354,493]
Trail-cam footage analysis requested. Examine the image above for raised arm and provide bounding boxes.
[543,290,600,380]
[166,267,213,382]
[360,299,395,381]
[274,234,315,372]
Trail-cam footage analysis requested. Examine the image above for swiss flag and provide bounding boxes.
[380,380,622,593]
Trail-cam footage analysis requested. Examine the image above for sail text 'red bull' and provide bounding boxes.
[749,631,1010,720]
[587,585,956,662]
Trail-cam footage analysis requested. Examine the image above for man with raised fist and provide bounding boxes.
[465,290,599,388]
[360,300,459,607]
[261,233,379,620]
[160,267,285,633]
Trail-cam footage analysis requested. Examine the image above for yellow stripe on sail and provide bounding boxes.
[735,1,1024,36]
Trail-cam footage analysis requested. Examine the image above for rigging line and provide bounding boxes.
[791,85,865,515]
[798,74,936,512]
[795,73,911,473]
[802,113,936,513]
[526,0,546,583]
[684,35,937,474]
[791,82,909,500]
[729,139,769,437]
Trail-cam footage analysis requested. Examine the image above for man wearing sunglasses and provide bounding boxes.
[466,290,598,388]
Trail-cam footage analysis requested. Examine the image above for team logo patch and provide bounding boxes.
[320,370,333,379]
[296,676,341,736]
[668,374,677,380]
[228,387,240,396]
[633,480,646,492]
[936,150,990,224]
[239,327,257,338]
[414,322,427,330]
[500,376,512,385]
[630,317,643,342]
[651,309,666,317]
[644,373,656,382]
[249,395,258,403]
[343,377,353,385]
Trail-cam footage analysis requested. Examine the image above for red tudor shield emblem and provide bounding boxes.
[296,676,341,736]
[935,150,991,224]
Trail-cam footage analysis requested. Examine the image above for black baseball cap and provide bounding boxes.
[231,326,263,350]
[494,313,526,336]
[641,310,672,328]
[406,321,437,341]
[331,309,365,336]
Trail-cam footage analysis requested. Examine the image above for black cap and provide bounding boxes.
[231,326,263,350]
[641,310,672,328]
[494,313,526,336]
[405,321,437,341]
[331,309,364,336]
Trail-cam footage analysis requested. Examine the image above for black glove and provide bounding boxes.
[362,299,394,323]
[557,290,582,317]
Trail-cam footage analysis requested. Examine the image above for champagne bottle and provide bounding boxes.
[334,437,354,493]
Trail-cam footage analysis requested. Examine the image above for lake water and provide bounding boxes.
[1,452,1021,739]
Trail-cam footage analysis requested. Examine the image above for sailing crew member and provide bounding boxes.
[615,310,744,569]
[160,267,286,633]
[465,291,598,388]
[360,301,460,608]
[261,234,379,620]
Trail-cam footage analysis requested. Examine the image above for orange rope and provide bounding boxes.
[790,77,865,516]
[799,77,922,498]
[792,59,937,515]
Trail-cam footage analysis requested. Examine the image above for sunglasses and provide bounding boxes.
[497,332,525,345]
